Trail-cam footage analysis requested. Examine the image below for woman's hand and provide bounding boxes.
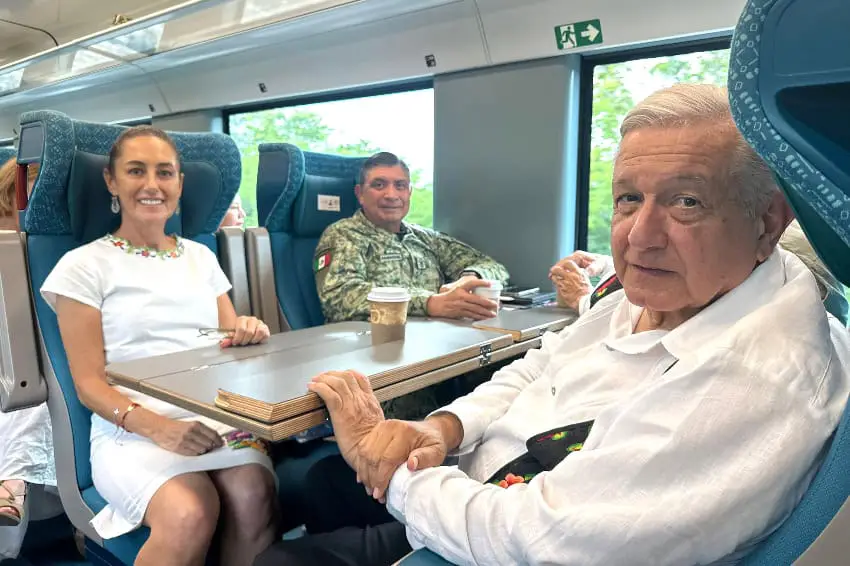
[150,419,223,456]
[220,316,270,348]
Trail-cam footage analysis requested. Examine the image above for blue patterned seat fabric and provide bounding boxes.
[20,110,240,565]
[0,147,15,164]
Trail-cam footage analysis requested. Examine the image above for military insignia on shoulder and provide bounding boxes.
[314,251,332,272]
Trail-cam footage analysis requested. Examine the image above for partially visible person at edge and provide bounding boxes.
[40,127,279,566]
[0,158,63,561]
[313,151,510,419]
[220,194,247,229]
[553,220,847,323]
[255,84,850,566]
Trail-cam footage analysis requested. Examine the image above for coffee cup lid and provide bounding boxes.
[368,287,411,303]
[482,280,503,291]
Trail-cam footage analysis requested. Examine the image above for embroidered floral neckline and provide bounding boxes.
[103,233,184,259]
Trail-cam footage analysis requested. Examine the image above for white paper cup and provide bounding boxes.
[473,280,503,311]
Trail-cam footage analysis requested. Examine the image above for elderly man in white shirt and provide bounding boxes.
[255,84,850,566]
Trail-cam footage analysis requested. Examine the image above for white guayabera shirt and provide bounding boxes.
[387,249,850,566]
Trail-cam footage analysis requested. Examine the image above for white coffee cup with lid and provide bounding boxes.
[367,287,411,344]
[367,287,411,303]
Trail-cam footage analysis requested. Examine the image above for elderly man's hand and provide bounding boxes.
[550,251,613,311]
[354,419,448,502]
[307,370,385,473]
[550,260,592,311]
[308,371,450,502]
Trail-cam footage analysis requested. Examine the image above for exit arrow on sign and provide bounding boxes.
[554,18,603,50]
[581,23,599,43]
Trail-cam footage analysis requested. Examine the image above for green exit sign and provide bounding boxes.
[555,19,603,50]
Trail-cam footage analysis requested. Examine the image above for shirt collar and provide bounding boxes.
[603,302,668,354]
[659,250,787,360]
[354,209,409,238]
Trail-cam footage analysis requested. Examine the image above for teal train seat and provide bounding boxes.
[19,110,240,565]
[728,0,850,563]
[0,147,15,163]
[253,143,365,330]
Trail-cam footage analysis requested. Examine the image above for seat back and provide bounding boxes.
[729,0,850,563]
[254,143,365,329]
[1,140,44,413]
[20,110,240,559]
[0,230,45,412]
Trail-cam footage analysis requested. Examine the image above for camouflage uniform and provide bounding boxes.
[314,209,510,419]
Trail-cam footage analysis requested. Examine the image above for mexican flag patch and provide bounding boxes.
[314,252,332,272]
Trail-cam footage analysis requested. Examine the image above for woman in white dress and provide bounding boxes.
[40,127,279,566]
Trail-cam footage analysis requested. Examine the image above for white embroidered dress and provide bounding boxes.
[41,234,274,539]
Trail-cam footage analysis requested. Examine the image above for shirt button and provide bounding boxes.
[551,387,556,396]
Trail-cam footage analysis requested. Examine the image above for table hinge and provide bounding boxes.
[479,344,492,366]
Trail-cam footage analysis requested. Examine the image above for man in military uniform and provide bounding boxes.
[314,151,510,419]
[315,152,509,322]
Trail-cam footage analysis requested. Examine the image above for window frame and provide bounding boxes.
[222,78,434,134]
[118,117,153,127]
[574,36,732,251]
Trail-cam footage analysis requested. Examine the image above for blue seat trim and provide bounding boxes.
[397,549,454,565]
[81,487,151,564]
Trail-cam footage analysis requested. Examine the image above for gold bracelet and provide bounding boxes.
[118,402,141,430]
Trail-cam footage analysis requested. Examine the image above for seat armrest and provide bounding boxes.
[0,231,46,411]
[245,227,287,333]
[217,227,252,317]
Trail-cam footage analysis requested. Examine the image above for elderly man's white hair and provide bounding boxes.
[620,84,779,218]
[779,219,841,299]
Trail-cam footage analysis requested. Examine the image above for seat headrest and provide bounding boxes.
[258,143,365,235]
[21,110,241,240]
[0,147,14,164]
[256,143,304,227]
[729,13,850,286]
[292,174,361,237]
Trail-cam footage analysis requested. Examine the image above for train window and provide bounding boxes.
[0,69,24,96]
[228,88,435,228]
[585,48,730,256]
